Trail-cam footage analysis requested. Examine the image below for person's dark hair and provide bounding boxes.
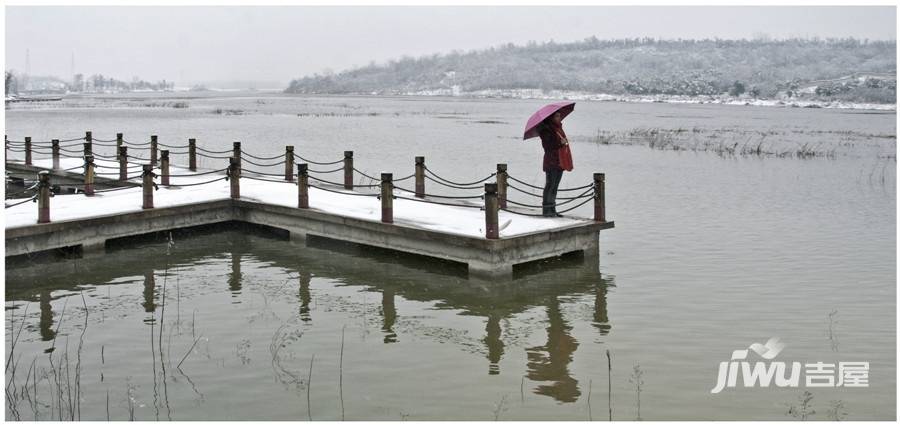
[538,115,557,132]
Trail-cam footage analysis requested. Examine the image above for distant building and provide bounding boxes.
[71,73,84,92]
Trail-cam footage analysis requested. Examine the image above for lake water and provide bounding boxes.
[4,93,896,420]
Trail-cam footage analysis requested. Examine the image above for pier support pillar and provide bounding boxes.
[594,173,605,222]
[229,157,241,199]
[51,139,60,170]
[582,238,601,271]
[24,137,32,166]
[381,173,393,223]
[188,138,197,171]
[233,141,242,165]
[37,171,50,224]
[484,183,499,239]
[285,146,294,182]
[85,131,92,158]
[84,155,95,196]
[116,133,124,158]
[142,164,155,209]
[160,150,170,186]
[118,146,128,181]
[150,135,158,166]
[496,164,508,210]
[344,151,354,189]
[415,156,425,198]
[298,163,309,209]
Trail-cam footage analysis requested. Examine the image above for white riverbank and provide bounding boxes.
[398,88,896,111]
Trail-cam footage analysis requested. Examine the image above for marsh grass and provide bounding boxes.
[339,325,346,420]
[296,112,380,118]
[141,101,189,109]
[826,309,839,352]
[786,390,816,420]
[628,364,644,421]
[826,399,848,421]
[5,295,96,421]
[606,349,612,421]
[269,324,305,389]
[125,378,137,421]
[212,108,245,115]
[307,354,315,421]
[587,379,593,421]
[491,394,509,420]
[587,127,896,160]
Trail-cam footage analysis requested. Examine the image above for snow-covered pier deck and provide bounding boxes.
[5,134,614,278]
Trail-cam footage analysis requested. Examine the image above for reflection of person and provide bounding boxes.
[538,111,569,217]
[484,313,504,375]
[593,283,611,335]
[525,296,580,403]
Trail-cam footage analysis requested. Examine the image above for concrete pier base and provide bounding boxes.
[469,261,514,279]
[6,198,613,280]
[80,240,107,256]
[289,231,309,244]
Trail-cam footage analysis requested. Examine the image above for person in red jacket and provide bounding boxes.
[539,111,569,217]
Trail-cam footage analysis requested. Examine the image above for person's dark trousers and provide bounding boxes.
[542,168,564,216]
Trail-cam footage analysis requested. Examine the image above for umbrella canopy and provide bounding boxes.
[523,101,576,140]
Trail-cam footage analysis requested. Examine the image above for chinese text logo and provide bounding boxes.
[711,337,869,394]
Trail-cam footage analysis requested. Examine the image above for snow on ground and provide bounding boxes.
[402,88,897,111]
[5,158,588,238]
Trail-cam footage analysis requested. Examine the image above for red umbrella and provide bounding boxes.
[523,101,575,140]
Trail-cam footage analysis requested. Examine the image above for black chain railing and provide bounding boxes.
[6,134,604,222]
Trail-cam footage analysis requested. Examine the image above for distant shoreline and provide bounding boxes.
[326,89,898,112]
[7,89,896,112]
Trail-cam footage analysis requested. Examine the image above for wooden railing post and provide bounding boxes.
[298,163,309,209]
[51,139,60,170]
[229,157,240,199]
[233,141,241,165]
[285,146,295,182]
[344,151,354,190]
[160,150,170,186]
[4,135,7,160]
[37,170,51,224]
[415,156,425,198]
[381,173,393,223]
[496,163,508,210]
[83,142,92,159]
[85,131,92,156]
[24,136,32,166]
[594,173,605,222]
[188,138,197,171]
[118,146,128,181]
[485,183,499,239]
[116,133,124,159]
[142,164,155,209]
[150,135,158,166]
[84,155,95,196]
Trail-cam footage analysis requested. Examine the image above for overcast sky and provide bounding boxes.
[5,6,897,87]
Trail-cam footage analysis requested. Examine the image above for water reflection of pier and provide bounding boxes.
[7,224,614,403]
